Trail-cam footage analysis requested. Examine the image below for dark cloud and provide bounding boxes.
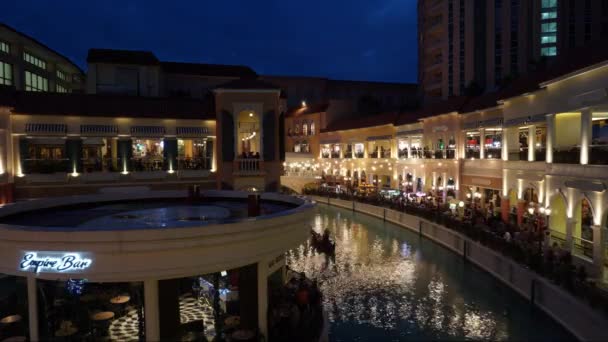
[1,0,417,83]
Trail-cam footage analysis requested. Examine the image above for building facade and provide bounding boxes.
[418,0,608,101]
[282,54,608,283]
[0,24,85,93]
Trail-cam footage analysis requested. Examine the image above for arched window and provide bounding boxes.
[295,123,300,135]
[310,122,316,135]
[294,141,301,153]
[302,121,308,136]
[301,140,309,153]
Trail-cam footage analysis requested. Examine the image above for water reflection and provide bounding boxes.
[287,206,572,341]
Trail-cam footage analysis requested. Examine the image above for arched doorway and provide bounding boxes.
[549,195,567,246]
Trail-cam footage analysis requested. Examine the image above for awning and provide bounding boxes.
[565,180,606,193]
[504,113,547,127]
[176,126,210,137]
[80,124,118,135]
[396,129,423,136]
[319,139,340,145]
[130,126,166,136]
[463,118,504,130]
[366,135,393,141]
[83,137,106,145]
[25,123,67,135]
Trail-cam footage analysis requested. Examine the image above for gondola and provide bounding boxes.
[310,229,335,255]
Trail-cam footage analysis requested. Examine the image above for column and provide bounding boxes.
[257,260,269,338]
[580,108,592,165]
[407,136,412,158]
[479,128,486,159]
[442,171,447,203]
[117,139,133,174]
[546,114,555,163]
[162,137,178,172]
[66,138,83,174]
[27,276,39,342]
[592,225,605,276]
[144,279,160,342]
[528,125,536,162]
[566,218,576,252]
[501,127,509,161]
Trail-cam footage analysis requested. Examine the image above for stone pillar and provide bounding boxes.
[27,276,39,342]
[144,279,160,342]
[479,128,486,159]
[66,138,83,174]
[528,125,536,162]
[502,127,509,161]
[580,108,592,165]
[566,218,576,252]
[407,136,412,158]
[257,259,269,339]
[117,139,133,174]
[442,171,447,203]
[592,225,604,276]
[162,137,178,172]
[546,114,555,163]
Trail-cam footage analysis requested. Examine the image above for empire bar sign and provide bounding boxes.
[19,252,92,273]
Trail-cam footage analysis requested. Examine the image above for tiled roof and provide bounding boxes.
[0,87,214,120]
[286,103,329,117]
[321,111,398,133]
[161,62,257,78]
[86,48,160,65]
[214,78,280,90]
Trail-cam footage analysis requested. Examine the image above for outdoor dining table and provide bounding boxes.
[91,311,114,321]
[0,315,21,324]
[109,295,130,304]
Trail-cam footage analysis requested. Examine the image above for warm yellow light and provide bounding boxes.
[302,100,307,107]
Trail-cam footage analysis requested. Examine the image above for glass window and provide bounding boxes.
[354,143,365,158]
[0,41,9,54]
[0,274,28,341]
[0,61,12,85]
[541,46,557,56]
[25,71,48,92]
[541,34,557,44]
[132,139,164,171]
[302,122,308,136]
[541,22,557,33]
[177,139,210,170]
[56,84,69,93]
[310,122,315,135]
[542,0,557,8]
[541,11,557,20]
[56,69,68,81]
[23,51,46,69]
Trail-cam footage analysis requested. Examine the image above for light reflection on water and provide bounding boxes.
[286,206,573,341]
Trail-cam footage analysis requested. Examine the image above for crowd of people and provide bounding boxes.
[303,187,608,315]
[268,270,324,342]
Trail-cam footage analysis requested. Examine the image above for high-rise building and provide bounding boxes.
[418,0,608,102]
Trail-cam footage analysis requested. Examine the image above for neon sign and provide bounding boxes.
[19,252,92,273]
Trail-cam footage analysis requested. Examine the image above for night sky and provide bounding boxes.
[1,0,418,83]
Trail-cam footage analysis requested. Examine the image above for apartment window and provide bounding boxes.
[23,52,46,70]
[541,11,557,20]
[0,41,9,54]
[541,46,557,56]
[56,69,68,82]
[56,84,68,93]
[541,22,557,33]
[25,71,48,92]
[0,61,12,85]
[542,0,557,8]
[541,33,557,44]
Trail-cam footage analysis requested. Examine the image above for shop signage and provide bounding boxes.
[19,252,92,273]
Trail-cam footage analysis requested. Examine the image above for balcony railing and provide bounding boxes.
[178,157,212,170]
[22,158,69,174]
[321,153,330,158]
[354,152,364,158]
[331,152,340,158]
[381,150,391,158]
[589,145,608,165]
[131,157,165,172]
[465,149,480,159]
[553,147,580,164]
[485,148,502,159]
[446,149,456,159]
[343,151,353,159]
[423,150,433,159]
[235,158,262,174]
[433,150,443,159]
[398,149,408,158]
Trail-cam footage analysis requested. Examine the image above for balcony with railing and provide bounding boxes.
[465,148,480,159]
[234,158,264,175]
[552,146,580,164]
[589,144,608,165]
